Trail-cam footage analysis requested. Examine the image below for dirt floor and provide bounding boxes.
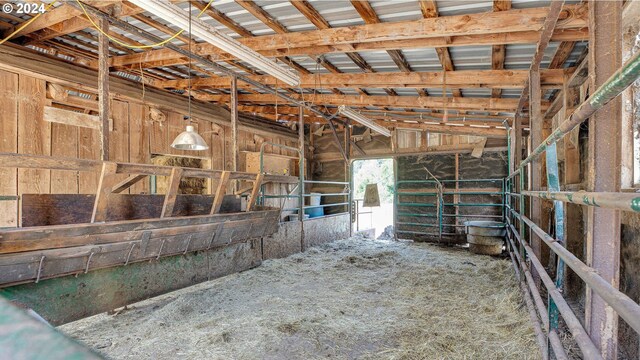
[60,237,540,359]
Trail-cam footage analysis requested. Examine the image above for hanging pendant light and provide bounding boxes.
[171,124,209,150]
[170,2,208,151]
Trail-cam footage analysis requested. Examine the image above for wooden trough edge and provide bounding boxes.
[0,210,281,288]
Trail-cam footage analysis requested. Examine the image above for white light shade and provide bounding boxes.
[338,105,391,137]
[171,125,209,151]
[128,0,300,87]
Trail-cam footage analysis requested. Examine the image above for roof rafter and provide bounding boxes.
[349,0,420,97]
[157,68,569,90]
[193,93,550,112]
[419,0,462,98]
[104,4,588,69]
[491,0,512,99]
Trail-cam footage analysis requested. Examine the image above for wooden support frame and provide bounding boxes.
[211,171,230,215]
[97,17,109,161]
[112,175,148,194]
[91,162,118,223]
[585,1,623,358]
[161,168,183,218]
[246,173,264,212]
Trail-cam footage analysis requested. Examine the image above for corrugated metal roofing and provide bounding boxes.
[2,0,588,117]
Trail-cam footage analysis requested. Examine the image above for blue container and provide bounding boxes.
[304,206,324,218]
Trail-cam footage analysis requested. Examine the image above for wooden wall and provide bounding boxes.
[0,69,298,228]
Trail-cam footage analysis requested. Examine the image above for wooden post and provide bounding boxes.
[585,1,622,359]
[299,106,305,250]
[529,69,543,268]
[211,171,230,214]
[161,168,183,218]
[246,173,264,212]
[231,75,238,191]
[98,18,110,161]
[298,106,305,222]
[91,162,118,223]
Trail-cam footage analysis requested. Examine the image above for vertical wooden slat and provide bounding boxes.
[98,17,110,161]
[129,103,150,194]
[529,69,543,265]
[246,173,264,212]
[91,161,118,223]
[50,123,79,194]
[0,70,18,227]
[161,167,183,218]
[78,128,100,194]
[210,171,230,214]
[18,74,49,197]
[110,99,130,190]
[231,76,239,191]
[585,1,622,358]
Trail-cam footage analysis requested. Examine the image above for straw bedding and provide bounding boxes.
[60,237,539,359]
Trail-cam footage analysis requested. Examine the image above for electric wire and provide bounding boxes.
[74,0,214,49]
[0,1,57,45]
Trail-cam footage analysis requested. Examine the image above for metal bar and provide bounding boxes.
[397,192,503,196]
[397,178,504,184]
[302,193,349,197]
[545,143,566,351]
[514,210,640,335]
[512,49,640,176]
[442,203,504,207]
[396,222,439,227]
[522,191,640,213]
[303,202,349,209]
[506,217,603,359]
[396,203,437,207]
[304,180,349,185]
[441,214,502,218]
[326,117,348,163]
[397,212,438,218]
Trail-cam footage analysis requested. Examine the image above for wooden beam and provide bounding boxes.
[43,106,109,130]
[25,2,143,43]
[91,161,118,223]
[585,1,622,358]
[290,0,330,29]
[491,0,512,98]
[107,5,589,68]
[211,171,230,214]
[349,1,415,95]
[112,174,147,194]
[417,0,462,97]
[12,4,82,38]
[98,17,109,161]
[197,93,549,112]
[529,68,543,270]
[0,44,297,141]
[161,167,183,218]
[161,68,568,90]
[231,76,238,175]
[515,1,565,118]
[549,41,576,69]
[246,173,264,212]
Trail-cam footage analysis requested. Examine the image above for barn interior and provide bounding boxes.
[0,0,639,359]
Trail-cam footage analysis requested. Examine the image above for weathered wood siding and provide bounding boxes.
[0,69,298,228]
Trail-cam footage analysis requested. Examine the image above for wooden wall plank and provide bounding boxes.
[0,70,18,227]
[50,123,78,194]
[129,103,150,194]
[17,74,49,196]
[78,128,100,194]
[109,100,130,191]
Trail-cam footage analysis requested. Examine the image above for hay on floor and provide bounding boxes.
[60,237,540,359]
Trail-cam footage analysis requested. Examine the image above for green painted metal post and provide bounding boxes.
[519,170,526,279]
[545,142,565,358]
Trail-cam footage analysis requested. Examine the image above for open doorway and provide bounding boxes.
[352,158,394,238]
